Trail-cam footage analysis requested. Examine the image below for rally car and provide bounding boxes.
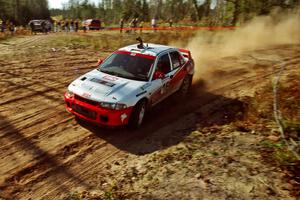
[64,38,194,128]
[28,20,52,33]
[82,19,101,30]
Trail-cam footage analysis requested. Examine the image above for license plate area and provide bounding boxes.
[72,104,97,120]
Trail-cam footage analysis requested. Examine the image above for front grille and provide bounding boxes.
[75,95,98,106]
[72,104,97,120]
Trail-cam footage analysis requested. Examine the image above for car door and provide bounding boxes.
[168,50,187,93]
[150,53,172,105]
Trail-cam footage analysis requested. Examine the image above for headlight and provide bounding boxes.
[99,102,127,110]
[66,90,74,98]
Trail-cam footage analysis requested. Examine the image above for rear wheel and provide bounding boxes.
[178,75,193,97]
[129,100,147,129]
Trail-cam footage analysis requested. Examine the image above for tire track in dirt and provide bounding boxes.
[0,35,43,55]
[0,129,98,198]
[0,121,121,199]
[0,83,64,106]
[0,120,92,183]
[0,114,73,153]
[0,107,65,137]
[0,95,63,115]
[0,106,69,140]
[0,61,96,72]
[13,36,43,48]
[211,57,300,94]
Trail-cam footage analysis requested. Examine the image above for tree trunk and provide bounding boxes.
[232,0,241,25]
[192,0,211,21]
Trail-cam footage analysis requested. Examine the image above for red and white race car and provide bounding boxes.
[64,39,194,128]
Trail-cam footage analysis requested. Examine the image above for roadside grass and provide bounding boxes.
[246,73,300,193]
[0,30,198,63]
[0,30,197,60]
[43,30,197,51]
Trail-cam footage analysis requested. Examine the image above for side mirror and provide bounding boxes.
[153,71,165,80]
[97,59,103,66]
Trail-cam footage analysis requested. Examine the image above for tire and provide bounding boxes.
[129,100,147,129]
[178,75,193,97]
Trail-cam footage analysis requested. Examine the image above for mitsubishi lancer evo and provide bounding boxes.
[64,38,194,128]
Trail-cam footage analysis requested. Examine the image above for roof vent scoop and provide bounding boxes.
[136,37,144,49]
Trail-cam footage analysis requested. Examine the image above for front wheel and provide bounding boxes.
[128,100,147,129]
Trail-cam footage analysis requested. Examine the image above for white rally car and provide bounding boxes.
[64,39,194,128]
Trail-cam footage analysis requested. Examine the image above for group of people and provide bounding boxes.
[1,17,175,37]
[1,19,83,36]
[28,19,82,35]
[119,18,143,33]
[119,17,174,33]
[0,21,16,35]
[53,20,80,32]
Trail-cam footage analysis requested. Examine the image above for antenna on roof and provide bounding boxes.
[136,37,144,49]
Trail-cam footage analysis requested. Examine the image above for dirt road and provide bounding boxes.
[0,34,299,199]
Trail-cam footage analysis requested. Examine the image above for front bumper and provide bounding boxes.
[64,92,133,126]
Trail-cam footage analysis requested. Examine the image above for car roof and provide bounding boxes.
[29,20,49,23]
[84,19,100,22]
[29,20,41,22]
[118,43,176,57]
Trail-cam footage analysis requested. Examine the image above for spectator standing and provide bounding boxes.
[9,21,15,35]
[57,21,61,32]
[151,18,157,32]
[169,18,173,27]
[119,18,124,33]
[75,20,79,32]
[129,18,135,32]
[61,20,65,32]
[0,20,5,33]
[70,20,74,32]
[133,18,138,32]
[65,20,69,32]
[83,20,87,33]
[29,21,35,34]
[139,21,144,33]
[53,20,57,32]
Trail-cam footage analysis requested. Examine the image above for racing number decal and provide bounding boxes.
[103,75,119,81]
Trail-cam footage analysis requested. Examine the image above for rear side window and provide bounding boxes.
[157,54,171,74]
[170,51,184,69]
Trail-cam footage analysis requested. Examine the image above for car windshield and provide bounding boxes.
[98,52,154,81]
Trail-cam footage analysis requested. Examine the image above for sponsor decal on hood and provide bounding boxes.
[70,69,146,103]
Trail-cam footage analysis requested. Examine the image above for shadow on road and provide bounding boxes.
[0,114,93,199]
[78,79,246,155]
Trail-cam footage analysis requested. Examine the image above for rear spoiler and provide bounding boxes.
[178,48,192,59]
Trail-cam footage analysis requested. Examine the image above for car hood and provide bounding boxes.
[68,69,146,103]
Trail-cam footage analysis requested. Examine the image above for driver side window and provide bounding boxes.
[156,54,171,74]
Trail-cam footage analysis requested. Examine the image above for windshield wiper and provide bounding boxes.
[100,69,147,81]
[100,69,119,76]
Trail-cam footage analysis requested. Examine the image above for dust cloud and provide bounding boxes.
[182,8,300,81]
